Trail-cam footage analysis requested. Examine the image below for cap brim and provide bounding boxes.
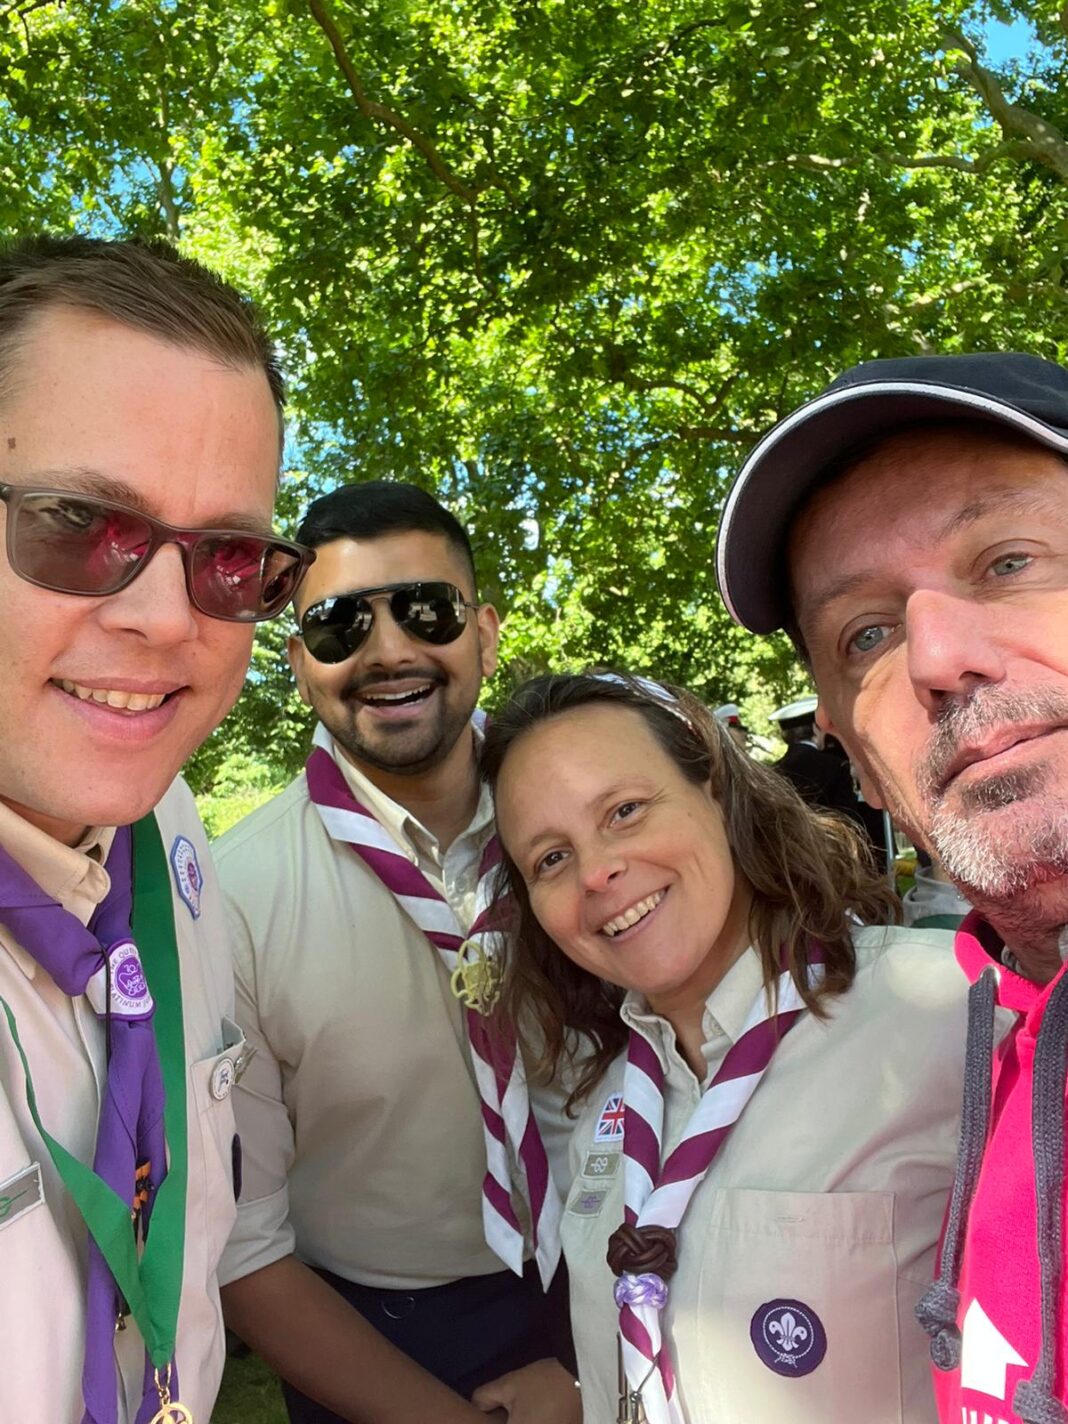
[716,382,1068,634]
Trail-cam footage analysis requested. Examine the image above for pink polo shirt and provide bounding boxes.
[933,913,1068,1423]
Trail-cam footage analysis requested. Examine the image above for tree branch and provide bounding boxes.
[621,373,725,417]
[943,25,1068,183]
[671,422,751,443]
[0,0,57,22]
[781,144,1028,176]
[307,0,479,206]
[157,162,180,239]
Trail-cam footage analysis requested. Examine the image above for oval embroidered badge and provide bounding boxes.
[170,835,203,919]
[750,1298,827,1377]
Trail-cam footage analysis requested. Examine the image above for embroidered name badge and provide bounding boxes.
[750,1298,827,1377]
[594,1092,626,1142]
[0,1162,43,1233]
[170,835,202,919]
[86,939,155,1021]
[569,1188,608,1217]
[582,1149,621,1179]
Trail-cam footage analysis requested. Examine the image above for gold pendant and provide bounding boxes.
[148,1407,193,1424]
[150,1365,194,1424]
[449,937,502,1015]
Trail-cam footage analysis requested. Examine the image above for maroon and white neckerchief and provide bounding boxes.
[613,958,822,1423]
[304,722,562,1287]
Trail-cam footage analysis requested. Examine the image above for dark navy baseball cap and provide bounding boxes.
[716,353,1068,635]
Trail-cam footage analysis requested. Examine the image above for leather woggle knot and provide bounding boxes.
[606,1223,679,1280]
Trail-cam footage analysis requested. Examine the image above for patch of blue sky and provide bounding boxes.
[976,10,1039,66]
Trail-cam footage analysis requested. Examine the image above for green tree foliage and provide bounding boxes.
[2,0,1065,788]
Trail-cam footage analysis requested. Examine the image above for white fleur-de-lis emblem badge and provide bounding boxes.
[750,1298,827,1378]
[769,1310,808,1354]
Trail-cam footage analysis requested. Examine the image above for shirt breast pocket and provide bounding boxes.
[687,1189,915,1422]
[187,1018,249,1276]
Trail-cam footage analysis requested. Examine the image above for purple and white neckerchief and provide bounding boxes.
[304,723,562,1287]
[614,958,822,1423]
[0,825,171,1424]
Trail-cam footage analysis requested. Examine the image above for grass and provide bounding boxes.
[212,1352,288,1424]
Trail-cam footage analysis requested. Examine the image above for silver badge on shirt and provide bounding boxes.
[0,1161,43,1233]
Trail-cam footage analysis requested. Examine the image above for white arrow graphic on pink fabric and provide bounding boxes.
[959,1298,1027,1401]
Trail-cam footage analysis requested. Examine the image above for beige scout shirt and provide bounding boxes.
[0,780,244,1424]
[563,926,970,1424]
[217,734,571,1292]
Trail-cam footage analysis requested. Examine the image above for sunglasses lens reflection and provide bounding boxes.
[301,596,375,663]
[391,584,465,644]
[12,493,148,594]
[300,583,469,663]
[8,490,307,622]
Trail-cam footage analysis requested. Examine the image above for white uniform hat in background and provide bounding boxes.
[769,695,818,728]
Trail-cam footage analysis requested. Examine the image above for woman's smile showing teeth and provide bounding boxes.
[600,889,666,938]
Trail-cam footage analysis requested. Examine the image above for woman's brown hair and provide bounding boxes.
[481,671,899,1112]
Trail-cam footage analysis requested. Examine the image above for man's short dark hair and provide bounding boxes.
[781,719,816,746]
[297,481,477,588]
[0,234,284,413]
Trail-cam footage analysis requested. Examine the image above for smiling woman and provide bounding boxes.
[481,672,972,1424]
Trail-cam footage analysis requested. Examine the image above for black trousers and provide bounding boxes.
[281,1259,575,1423]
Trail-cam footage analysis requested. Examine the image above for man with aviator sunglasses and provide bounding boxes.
[0,234,313,1424]
[216,482,579,1424]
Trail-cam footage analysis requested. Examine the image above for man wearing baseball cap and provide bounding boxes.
[717,352,1068,1423]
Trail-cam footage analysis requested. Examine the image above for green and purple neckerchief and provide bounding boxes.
[0,814,188,1424]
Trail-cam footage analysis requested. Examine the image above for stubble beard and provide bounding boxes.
[914,686,1068,901]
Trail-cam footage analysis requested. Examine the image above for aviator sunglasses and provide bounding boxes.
[0,483,315,623]
[299,581,479,664]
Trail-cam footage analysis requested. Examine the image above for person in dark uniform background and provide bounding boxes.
[770,698,891,873]
[770,697,860,817]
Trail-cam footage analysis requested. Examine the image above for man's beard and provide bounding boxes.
[914,685,1068,899]
[322,673,476,777]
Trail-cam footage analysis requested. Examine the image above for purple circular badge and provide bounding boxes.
[115,953,148,1000]
[750,1298,827,1377]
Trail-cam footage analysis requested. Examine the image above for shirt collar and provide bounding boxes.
[621,945,766,1069]
[0,801,116,978]
[953,908,1068,1016]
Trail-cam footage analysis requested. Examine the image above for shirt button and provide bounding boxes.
[382,1294,416,1320]
[210,1056,236,1101]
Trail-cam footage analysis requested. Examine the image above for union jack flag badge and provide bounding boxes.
[594,1092,626,1142]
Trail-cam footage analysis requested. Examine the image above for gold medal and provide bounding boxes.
[449,937,502,1015]
[149,1365,194,1424]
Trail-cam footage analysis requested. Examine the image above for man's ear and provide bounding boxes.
[476,602,501,679]
[817,701,884,809]
[287,634,313,707]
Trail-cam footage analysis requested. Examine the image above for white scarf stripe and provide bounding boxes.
[621,1334,679,1424]
[625,1163,658,1217]
[628,1063,666,1125]
[482,1203,525,1277]
[314,802,409,860]
[394,894,464,940]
